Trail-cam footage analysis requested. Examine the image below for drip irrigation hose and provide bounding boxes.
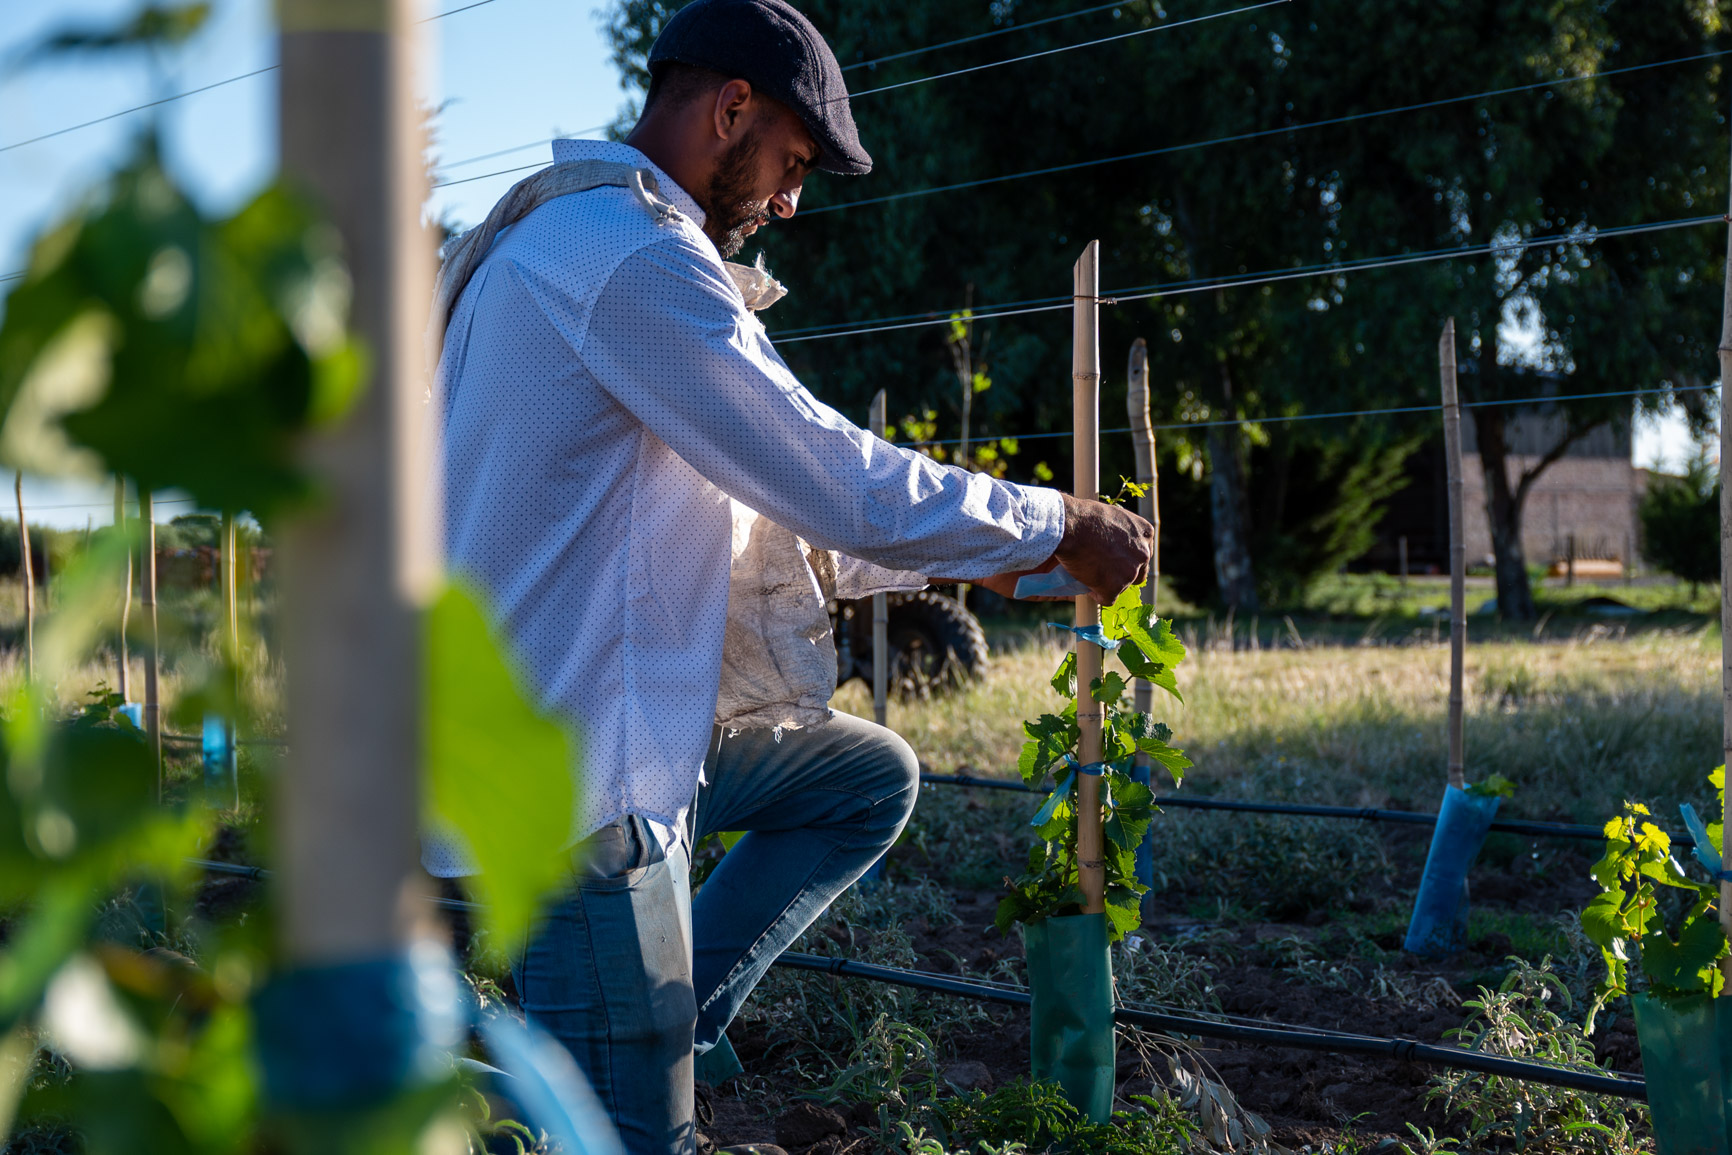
[774,952,1647,1101]
[919,774,1647,846]
[187,860,1644,1099]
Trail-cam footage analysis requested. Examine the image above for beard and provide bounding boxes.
[702,127,771,258]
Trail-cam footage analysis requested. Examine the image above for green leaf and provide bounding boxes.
[1117,643,1182,703]
[1091,672,1127,706]
[1464,774,1515,799]
[425,582,576,950]
[1579,891,1627,951]
[1016,713,1077,784]
[1049,652,1077,698]
[1641,914,1728,994]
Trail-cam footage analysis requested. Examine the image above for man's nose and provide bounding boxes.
[770,184,801,219]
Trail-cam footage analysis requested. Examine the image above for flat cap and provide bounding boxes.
[649,0,871,176]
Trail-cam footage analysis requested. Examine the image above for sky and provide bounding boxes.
[0,0,1709,527]
[0,0,629,526]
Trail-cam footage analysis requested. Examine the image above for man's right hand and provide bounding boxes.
[1050,492,1154,606]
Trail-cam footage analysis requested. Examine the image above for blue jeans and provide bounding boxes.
[512,712,919,1155]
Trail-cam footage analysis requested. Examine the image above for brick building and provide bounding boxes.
[1370,404,1637,574]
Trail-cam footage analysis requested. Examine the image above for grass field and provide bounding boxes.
[834,616,1719,827]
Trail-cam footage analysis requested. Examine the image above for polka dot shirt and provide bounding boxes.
[432,139,1065,864]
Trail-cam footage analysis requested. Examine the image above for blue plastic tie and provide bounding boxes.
[1679,803,1723,875]
[1045,622,1122,651]
[1060,754,1108,776]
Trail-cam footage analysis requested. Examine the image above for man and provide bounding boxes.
[432,1,1152,1151]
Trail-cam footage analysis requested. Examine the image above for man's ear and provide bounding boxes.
[712,78,755,143]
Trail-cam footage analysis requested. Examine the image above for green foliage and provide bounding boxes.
[921,1080,1195,1155]
[1638,450,1719,592]
[0,140,364,519]
[1578,767,1729,1028]
[996,585,1188,942]
[18,3,211,60]
[424,583,577,952]
[1464,774,1516,800]
[1428,958,1648,1155]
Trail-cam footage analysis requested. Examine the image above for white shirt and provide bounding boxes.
[434,139,1065,863]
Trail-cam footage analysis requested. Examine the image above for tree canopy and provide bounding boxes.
[604,0,1729,611]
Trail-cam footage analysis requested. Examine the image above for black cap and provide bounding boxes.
[648,0,872,176]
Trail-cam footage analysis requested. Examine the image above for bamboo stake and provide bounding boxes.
[278,0,436,962]
[1074,241,1106,915]
[140,489,162,797]
[870,389,889,728]
[1439,320,1466,790]
[222,512,239,807]
[1127,337,1156,728]
[15,472,32,682]
[1716,113,1732,941]
[115,479,130,702]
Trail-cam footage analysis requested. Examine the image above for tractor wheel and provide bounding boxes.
[882,590,988,699]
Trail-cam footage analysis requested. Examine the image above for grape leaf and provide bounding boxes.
[1642,915,1729,995]
[1050,652,1078,697]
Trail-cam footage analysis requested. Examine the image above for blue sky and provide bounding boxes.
[0,0,1709,527]
[0,0,628,526]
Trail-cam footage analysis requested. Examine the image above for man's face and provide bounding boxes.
[701,101,820,259]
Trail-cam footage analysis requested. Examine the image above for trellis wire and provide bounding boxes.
[807,48,1732,215]
[849,0,1285,98]
[918,773,1665,846]
[774,213,1722,342]
[0,0,501,157]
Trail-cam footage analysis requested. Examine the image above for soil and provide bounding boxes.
[703,831,1643,1153]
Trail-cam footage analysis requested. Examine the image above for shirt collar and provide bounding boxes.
[550,138,706,230]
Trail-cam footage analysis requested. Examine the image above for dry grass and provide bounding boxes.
[833,623,1718,824]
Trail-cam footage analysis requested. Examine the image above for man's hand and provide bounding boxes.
[958,495,1153,605]
[1050,493,1152,605]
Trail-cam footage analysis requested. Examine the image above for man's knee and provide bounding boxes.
[861,725,920,832]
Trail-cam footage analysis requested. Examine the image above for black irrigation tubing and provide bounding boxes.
[773,952,1648,1100]
[159,733,288,748]
[182,859,1644,1099]
[918,774,1667,846]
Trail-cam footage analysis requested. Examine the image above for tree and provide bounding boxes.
[601,0,1727,615]
[1640,451,1720,597]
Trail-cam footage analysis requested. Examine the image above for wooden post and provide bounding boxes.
[1716,114,1732,942]
[277,0,436,963]
[1566,533,1576,588]
[1126,337,1156,724]
[1073,241,1106,915]
[222,512,240,807]
[140,489,162,795]
[870,389,889,728]
[1439,320,1466,791]
[15,472,32,682]
[1399,536,1409,587]
[114,479,131,702]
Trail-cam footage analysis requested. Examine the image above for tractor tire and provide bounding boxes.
[880,590,988,699]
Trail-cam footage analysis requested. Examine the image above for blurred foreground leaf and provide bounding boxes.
[425,584,575,950]
[0,139,364,519]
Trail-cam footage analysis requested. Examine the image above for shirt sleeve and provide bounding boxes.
[577,235,1065,578]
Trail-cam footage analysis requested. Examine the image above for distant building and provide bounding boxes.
[1369,404,1637,574]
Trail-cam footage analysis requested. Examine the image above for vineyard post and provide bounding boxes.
[1125,337,1157,890]
[140,489,162,795]
[222,512,239,806]
[1073,240,1106,915]
[1716,110,1732,943]
[14,471,32,682]
[1439,320,1466,790]
[870,389,889,727]
[114,479,131,701]
[277,0,436,964]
